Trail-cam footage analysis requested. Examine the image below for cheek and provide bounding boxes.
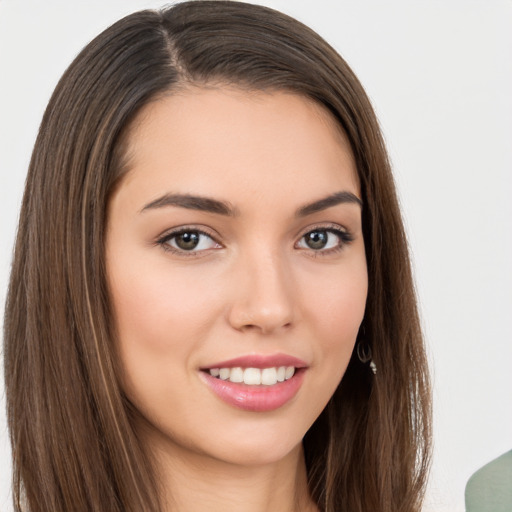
[308,258,367,334]
[106,254,226,408]
[107,261,227,428]
[304,261,368,380]
[109,258,221,350]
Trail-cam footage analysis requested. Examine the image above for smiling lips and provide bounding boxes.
[200,354,307,412]
[208,365,296,385]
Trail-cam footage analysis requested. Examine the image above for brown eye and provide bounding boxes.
[174,231,201,250]
[160,229,220,253]
[304,230,329,250]
[296,227,352,253]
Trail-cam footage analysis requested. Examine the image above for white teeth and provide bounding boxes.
[261,367,277,386]
[208,365,297,385]
[243,368,261,385]
[219,368,230,380]
[229,367,244,383]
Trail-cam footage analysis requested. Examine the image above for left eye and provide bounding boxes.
[296,229,346,251]
[161,230,219,252]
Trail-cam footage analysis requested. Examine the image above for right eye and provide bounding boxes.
[158,228,221,254]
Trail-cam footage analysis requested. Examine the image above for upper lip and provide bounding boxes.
[201,353,308,370]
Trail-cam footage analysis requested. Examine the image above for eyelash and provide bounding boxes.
[295,224,354,256]
[156,227,221,257]
[155,224,354,257]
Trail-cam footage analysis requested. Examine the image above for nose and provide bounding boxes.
[227,250,295,335]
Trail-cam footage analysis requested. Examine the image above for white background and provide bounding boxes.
[1,1,511,511]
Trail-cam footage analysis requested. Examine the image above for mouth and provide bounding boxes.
[199,354,308,412]
[204,365,296,386]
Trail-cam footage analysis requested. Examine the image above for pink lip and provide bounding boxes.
[202,353,308,370]
[199,353,308,412]
[200,368,306,412]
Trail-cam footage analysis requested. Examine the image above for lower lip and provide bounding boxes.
[200,369,306,412]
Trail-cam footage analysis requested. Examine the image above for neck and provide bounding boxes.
[151,437,317,512]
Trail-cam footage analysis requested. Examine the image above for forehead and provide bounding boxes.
[117,87,360,209]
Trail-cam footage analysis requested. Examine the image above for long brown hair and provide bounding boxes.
[3,2,431,511]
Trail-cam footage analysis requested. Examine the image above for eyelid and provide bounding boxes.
[296,222,351,239]
[155,225,223,256]
[294,222,354,253]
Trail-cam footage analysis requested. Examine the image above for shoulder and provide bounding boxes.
[465,450,512,512]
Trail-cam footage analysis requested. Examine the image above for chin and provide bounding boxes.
[196,415,312,467]
[209,437,303,468]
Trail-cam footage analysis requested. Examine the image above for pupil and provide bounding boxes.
[176,232,200,250]
[307,230,327,250]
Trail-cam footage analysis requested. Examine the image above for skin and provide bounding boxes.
[106,87,368,512]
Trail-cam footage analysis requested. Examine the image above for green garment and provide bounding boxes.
[465,450,512,512]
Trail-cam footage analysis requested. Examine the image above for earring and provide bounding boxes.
[356,342,377,375]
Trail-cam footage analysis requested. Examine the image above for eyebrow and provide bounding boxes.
[295,191,362,217]
[140,190,362,216]
[141,193,237,216]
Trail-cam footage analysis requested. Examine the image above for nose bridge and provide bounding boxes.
[229,244,294,333]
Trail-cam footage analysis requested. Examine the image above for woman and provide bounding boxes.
[3,1,431,511]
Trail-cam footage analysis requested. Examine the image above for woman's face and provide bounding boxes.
[106,88,368,466]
